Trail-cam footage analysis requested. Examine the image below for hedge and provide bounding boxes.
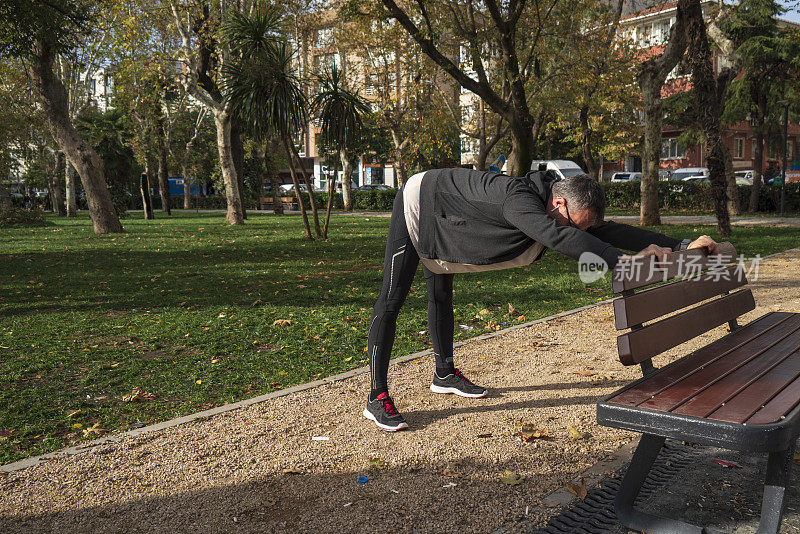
[74,181,800,214]
[600,181,800,213]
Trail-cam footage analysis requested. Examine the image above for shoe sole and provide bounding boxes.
[362,408,409,432]
[429,384,487,398]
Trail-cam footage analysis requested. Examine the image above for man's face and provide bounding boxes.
[549,196,595,231]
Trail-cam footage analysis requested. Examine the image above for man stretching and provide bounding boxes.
[363,168,717,431]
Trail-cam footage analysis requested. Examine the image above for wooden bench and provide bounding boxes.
[597,242,800,534]
[259,196,299,211]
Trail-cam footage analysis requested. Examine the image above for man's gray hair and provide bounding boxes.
[551,173,605,224]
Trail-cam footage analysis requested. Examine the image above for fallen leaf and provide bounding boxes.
[477,433,493,438]
[475,308,490,319]
[504,303,518,317]
[514,315,526,322]
[568,425,591,441]
[572,370,597,377]
[564,478,587,500]
[368,457,384,469]
[66,409,82,419]
[499,470,523,486]
[82,422,106,437]
[272,319,293,327]
[122,387,155,403]
[521,422,551,442]
[251,300,263,307]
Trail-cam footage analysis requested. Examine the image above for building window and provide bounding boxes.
[660,138,686,159]
[734,138,744,159]
[316,28,334,47]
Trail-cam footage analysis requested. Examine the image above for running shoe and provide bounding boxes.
[430,369,487,398]
[363,392,409,431]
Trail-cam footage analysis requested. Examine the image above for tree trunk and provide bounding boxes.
[579,106,599,180]
[0,183,11,210]
[507,118,535,177]
[341,150,354,211]
[723,143,739,215]
[282,137,312,239]
[156,118,172,215]
[27,40,122,234]
[749,127,765,212]
[684,0,730,237]
[65,162,76,216]
[231,119,247,219]
[264,137,282,215]
[640,84,663,226]
[53,152,66,215]
[212,110,245,225]
[290,143,321,237]
[182,166,191,210]
[323,147,339,239]
[140,172,154,220]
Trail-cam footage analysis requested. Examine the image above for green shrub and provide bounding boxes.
[601,182,800,213]
[0,207,49,228]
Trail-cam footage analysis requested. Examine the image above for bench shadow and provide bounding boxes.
[404,393,611,431]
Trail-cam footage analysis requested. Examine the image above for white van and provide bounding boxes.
[529,160,586,179]
[669,167,709,181]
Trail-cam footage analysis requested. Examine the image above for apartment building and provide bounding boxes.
[608,1,800,179]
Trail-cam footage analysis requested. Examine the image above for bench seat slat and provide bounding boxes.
[708,350,800,423]
[613,266,746,330]
[668,332,800,418]
[746,374,800,425]
[607,312,800,425]
[637,318,800,414]
[607,312,796,407]
[617,289,756,365]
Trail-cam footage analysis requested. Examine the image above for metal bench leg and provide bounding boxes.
[755,440,797,534]
[615,434,719,534]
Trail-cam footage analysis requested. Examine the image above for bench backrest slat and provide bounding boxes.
[613,265,748,330]
[617,289,755,365]
[611,242,737,293]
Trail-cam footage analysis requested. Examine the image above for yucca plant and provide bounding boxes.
[221,6,320,239]
[311,65,371,238]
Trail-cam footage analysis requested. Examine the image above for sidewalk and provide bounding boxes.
[1,249,799,533]
[128,209,800,227]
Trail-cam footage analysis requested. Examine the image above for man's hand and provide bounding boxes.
[687,235,718,254]
[618,244,672,263]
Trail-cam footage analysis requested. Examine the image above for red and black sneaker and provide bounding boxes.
[430,368,487,398]
[363,392,409,431]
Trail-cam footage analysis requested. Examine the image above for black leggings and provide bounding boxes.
[368,190,454,395]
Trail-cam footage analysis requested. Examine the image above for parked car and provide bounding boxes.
[356,184,393,191]
[670,167,709,181]
[610,172,642,182]
[529,159,586,179]
[279,183,323,194]
[682,176,709,183]
[733,170,753,185]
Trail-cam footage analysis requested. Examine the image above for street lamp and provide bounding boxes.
[777,100,789,218]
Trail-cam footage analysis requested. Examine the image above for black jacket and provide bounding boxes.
[417,168,680,269]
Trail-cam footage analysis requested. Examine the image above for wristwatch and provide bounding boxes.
[676,238,692,251]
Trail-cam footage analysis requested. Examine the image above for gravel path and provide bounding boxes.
[2,248,799,534]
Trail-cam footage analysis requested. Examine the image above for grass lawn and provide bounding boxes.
[2,211,799,464]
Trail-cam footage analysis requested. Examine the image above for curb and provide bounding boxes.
[0,298,616,473]
[4,245,798,473]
